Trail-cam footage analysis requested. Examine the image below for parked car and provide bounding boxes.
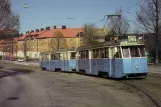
[11,58,15,61]
[17,58,24,62]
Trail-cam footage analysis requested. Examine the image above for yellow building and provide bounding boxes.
[16,27,83,59]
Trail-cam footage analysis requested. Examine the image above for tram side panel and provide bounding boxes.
[62,60,69,71]
[68,60,76,71]
[49,59,75,72]
[90,59,98,75]
[50,60,63,71]
[40,60,49,70]
[112,58,148,78]
[122,58,148,76]
[114,59,124,78]
[131,58,148,74]
[78,59,90,74]
[90,59,111,76]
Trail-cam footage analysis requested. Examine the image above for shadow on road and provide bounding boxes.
[0,68,35,78]
[7,97,19,100]
[0,66,4,69]
[8,68,35,74]
[76,72,146,81]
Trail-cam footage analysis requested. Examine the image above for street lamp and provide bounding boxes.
[23,4,29,8]
[66,17,76,28]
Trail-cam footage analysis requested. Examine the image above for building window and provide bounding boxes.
[69,38,72,42]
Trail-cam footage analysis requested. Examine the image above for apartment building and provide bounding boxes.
[0,26,83,59]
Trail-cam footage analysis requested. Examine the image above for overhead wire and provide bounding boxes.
[101,0,142,31]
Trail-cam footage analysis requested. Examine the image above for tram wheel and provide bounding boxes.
[41,68,46,71]
[98,72,109,78]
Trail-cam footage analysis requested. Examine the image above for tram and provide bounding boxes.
[40,48,77,72]
[76,36,148,78]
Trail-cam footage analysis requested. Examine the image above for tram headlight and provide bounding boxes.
[136,66,139,69]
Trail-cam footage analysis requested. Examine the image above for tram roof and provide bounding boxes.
[40,47,76,54]
[77,39,145,51]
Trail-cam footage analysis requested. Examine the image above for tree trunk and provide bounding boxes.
[155,0,159,63]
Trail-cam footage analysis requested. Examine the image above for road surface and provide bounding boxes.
[0,61,155,107]
[148,65,161,74]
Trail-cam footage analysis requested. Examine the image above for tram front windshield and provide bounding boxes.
[122,46,145,58]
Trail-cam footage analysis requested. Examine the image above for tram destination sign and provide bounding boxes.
[120,41,138,45]
[128,36,136,41]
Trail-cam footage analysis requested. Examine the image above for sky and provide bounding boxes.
[11,0,141,34]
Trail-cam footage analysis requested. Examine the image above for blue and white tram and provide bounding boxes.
[40,48,77,72]
[76,36,148,78]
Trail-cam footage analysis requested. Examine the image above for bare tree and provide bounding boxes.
[53,30,67,50]
[107,8,130,36]
[49,38,54,51]
[82,23,99,45]
[0,0,20,39]
[136,0,161,63]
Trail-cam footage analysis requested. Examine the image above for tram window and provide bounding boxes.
[92,49,95,58]
[93,49,98,58]
[105,48,109,58]
[85,50,89,59]
[70,52,76,59]
[115,47,121,58]
[80,51,84,59]
[122,47,130,58]
[54,53,60,60]
[92,48,106,58]
[115,52,120,58]
[43,54,49,60]
[60,53,63,60]
[139,47,145,57]
[44,54,46,60]
[41,55,44,60]
[51,54,54,60]
[96,49,100,58]
[80,50,89,59]
[42,55,45,60]
[78,52,81,59]
[130,47,140,57]
[100,48,105,58]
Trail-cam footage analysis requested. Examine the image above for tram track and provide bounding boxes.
[148,74,161,79]
[120,80,161,107]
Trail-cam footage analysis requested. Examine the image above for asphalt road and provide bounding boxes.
[148,65,161,74]
[0,62,156,107]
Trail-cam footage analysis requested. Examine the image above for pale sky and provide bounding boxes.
[11,0,141,33]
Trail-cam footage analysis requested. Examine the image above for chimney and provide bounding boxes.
[40,28,44,31]
[46,27,50,30]
[36,29,39,32]
[54,25,56,29]
[31,30,34,32]
[62,25,66,29]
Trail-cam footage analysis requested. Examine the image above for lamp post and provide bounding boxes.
[66,17,76,28]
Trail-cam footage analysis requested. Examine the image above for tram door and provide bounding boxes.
[61,53,65,71]
[111,47,116,77]
[63,52,68,71]
[45,54,50,70]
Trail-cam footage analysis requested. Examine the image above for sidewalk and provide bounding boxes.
[0,60,40,67]
[148,63,161,66]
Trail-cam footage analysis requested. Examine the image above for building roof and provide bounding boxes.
[36,28,82,39]
[16,28,83,41]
